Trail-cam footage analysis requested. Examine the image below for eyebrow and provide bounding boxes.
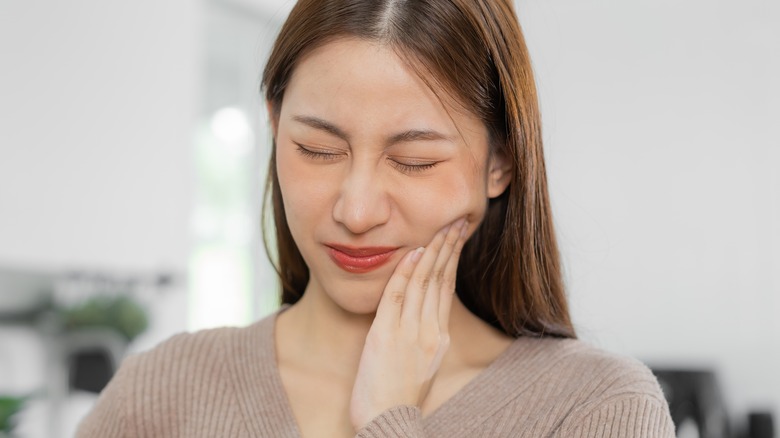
[292,115,349,141]
[291,115,453,147]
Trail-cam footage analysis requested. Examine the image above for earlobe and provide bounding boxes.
[487,153,513,198]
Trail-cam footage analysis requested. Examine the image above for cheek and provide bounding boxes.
[399,165,488,234]
[276,146,334,231]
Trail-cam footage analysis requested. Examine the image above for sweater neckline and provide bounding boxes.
[233,305,560,437]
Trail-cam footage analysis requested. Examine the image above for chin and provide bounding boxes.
[333,291,382,315]
[323,280,385,316]
[304,264,389,315]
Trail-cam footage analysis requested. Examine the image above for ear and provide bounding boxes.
[487,151,513,198]
[266,100,279,139]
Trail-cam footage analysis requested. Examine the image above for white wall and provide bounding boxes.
[0,0,202,338]
[518,0,780,427]
[0,1,201,275]
[0,1,203,436]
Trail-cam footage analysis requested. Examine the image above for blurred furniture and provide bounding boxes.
[747,412,775,438]
[652,368,731,438]
[652,368,777,438]
[65,328,127,394]
[0,265,171,438]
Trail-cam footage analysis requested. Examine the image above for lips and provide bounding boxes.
[325,244,398,273]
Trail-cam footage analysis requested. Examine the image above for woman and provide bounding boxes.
[78,0,675,436]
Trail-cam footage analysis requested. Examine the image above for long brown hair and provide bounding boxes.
[262,0,575,338]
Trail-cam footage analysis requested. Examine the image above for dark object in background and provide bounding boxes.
[748,412,775,438]
[65,329,128,394]
[651,368,777,438]
[651,368,731,438]
[69,349,114,393]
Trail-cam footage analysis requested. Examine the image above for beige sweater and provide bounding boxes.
[77,309,675,437]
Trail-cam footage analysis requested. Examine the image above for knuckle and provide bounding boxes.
[416,275,430,290]
[443,277,456,291]
[396,266,413,280]
[451,244,463,256]
[389,290,405,304]
[420,333,443,355]
[422,339,439,356]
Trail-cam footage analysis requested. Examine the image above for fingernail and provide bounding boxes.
[411,247,424,263]
[454,218,466,230]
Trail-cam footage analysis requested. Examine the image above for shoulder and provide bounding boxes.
[98,325,235,397]
[76,315,276,437]
[490,337,675,436]
[129,325,239,373]
[128,310,275,373]
[547,340,674,436]
[530,337,665,400]
[121,314,276,388]
[498,336,664,397]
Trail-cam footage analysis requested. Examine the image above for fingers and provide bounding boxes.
[374,247,423,329]
[375,217,469,332]
[438,220,468,335]
[400,224,452,326]
[420,218,467,329]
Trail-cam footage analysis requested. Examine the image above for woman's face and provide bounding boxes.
[271,38,510,314]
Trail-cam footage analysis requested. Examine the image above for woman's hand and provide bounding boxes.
[349,218,469,431]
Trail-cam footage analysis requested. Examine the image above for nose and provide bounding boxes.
[332,163,391,235]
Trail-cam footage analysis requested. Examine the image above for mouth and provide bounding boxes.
[325,244,399,273]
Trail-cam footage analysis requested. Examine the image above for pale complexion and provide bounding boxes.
[270,38,514,437]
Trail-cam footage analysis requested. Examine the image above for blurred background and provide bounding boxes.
[0,0,777,437]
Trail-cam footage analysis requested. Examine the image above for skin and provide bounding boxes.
[269,38,514,437]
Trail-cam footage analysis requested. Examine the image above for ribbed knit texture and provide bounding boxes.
[77,310,675,437]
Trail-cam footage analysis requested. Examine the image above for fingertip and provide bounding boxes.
[411,247,425,263]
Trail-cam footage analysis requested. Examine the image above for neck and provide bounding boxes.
[278,287,374,377]
[276,285,508,379]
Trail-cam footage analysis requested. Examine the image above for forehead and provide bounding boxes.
[280,37,481,137]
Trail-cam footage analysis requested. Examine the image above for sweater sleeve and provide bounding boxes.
[354,405,426,438]
[555,394,675,438]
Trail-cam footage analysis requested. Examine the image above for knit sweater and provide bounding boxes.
[77,309,675,437]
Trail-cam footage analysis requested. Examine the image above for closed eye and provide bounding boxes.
[296,143,439,173]
[388,158,439,174]
[295,143,344,161]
